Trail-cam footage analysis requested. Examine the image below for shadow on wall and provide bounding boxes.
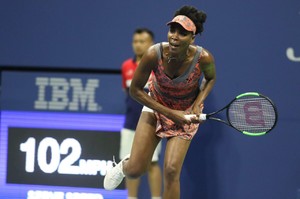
[182,92,241,199]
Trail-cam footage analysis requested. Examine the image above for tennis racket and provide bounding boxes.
[185,92,278,136]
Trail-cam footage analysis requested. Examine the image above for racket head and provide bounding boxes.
[226,92,278,136]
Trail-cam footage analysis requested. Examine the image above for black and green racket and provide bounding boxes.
[185,92,278,136]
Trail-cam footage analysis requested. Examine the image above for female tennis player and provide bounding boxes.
[104,5,216,199]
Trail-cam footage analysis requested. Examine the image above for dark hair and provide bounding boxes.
[134,28,155,41]
[174,5,207,35]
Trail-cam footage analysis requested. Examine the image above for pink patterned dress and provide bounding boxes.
[149,43,203,140]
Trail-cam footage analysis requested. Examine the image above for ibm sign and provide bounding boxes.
[34,77,101,112]
[1,71,123,114]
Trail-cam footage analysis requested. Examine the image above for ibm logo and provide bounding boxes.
[34,77,101,112]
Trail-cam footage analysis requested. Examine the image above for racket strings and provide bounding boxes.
[228,97,276,133]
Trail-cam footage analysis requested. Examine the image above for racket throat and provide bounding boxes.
[199,114,207,121]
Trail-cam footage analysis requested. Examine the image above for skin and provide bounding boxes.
[123,22,216,199]
[132,32,153,63]
[124,31,162,198]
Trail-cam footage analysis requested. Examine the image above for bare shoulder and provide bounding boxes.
[199,47,215,65]
[144,44,159,61]
[198,47,216,80]
[137,44,159,71]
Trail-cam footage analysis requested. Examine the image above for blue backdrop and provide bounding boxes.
[0,0,299,199]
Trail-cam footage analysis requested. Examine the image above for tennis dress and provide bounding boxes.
[149,43,203,140]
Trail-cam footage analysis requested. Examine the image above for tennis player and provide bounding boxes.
[120,28,162,199]
[104,5,216,199]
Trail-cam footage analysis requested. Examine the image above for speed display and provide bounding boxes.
[0,111,127,199]
[7,128,118,188]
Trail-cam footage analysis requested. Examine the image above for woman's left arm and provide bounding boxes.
[192,48,216,115]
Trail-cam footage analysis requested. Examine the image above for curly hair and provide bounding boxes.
[173,5,207,35]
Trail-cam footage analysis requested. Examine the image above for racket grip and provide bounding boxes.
[184,114,207,121]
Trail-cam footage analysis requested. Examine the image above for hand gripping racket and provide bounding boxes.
[185,92,278,136]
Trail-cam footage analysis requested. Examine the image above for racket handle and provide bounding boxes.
[184,114,207,121]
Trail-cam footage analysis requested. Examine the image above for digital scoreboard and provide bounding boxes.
[0,111,127,199]
[0,71,127,198]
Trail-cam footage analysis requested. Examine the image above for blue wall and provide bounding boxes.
[1,0,300,199]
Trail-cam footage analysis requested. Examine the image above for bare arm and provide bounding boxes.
[129,45,172,115]
[192,48,216,115]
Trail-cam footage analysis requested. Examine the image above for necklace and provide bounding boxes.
[167,54,188,64]
[167,49,189,64]
[167,56,177,63]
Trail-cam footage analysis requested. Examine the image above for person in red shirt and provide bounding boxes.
[120,28,162,199]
